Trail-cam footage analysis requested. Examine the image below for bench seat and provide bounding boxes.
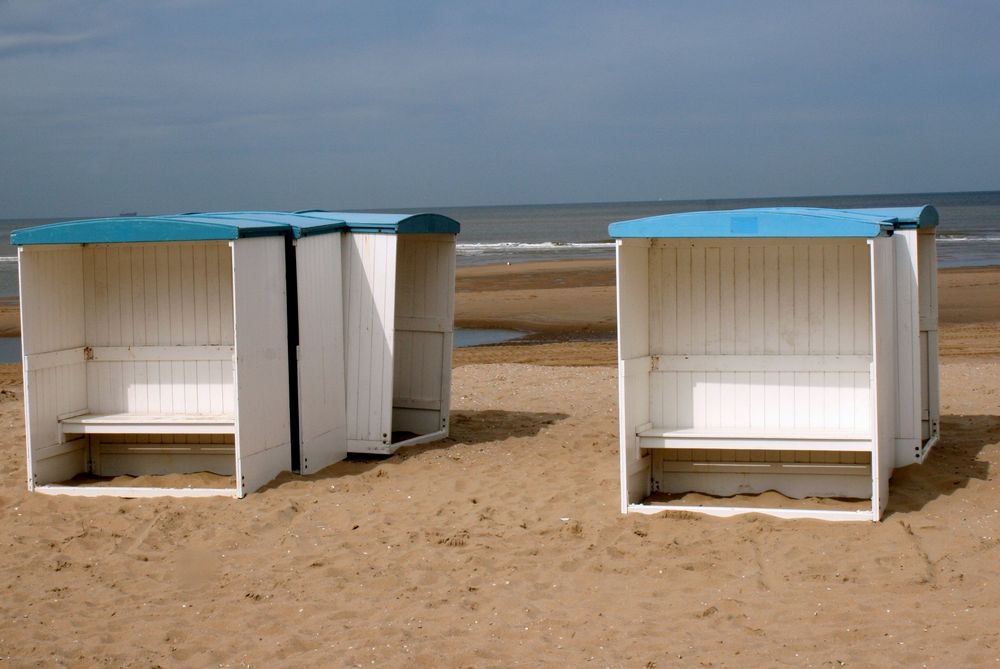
[60,413,236,435]
[637,426,872,452]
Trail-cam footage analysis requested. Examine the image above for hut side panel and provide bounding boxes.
[918,231,940,446]
[19,246,88,486]
[392,235,455,436]
[616,240,651,509]
[870,237,898,516]
[891,231,923,462]
[342,233,398,449]
[295,233,348,473]
[647,239,872,436]
[232,238,292,495]
[81,243,235,417]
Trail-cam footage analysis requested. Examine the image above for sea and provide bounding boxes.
[5,190,998,302]
[1,190,998,358]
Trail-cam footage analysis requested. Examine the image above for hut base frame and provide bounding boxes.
[33,485,240,499]
[625,503,872,522]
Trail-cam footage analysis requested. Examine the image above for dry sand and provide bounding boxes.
[0,303,17,338]
[0,261,998,667]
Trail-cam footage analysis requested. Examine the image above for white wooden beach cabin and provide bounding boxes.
[839,207,940,466]
[13,214,296,497]
[189,212,352,475]
[610,208,910,521]
[295,212,460,455]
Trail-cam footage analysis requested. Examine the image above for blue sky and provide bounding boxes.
[1,1,998,217]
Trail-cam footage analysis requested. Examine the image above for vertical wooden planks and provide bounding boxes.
[777,245,794,429]
[390,235,455,439]
[892,231,922,461]
[646,239,872,435]
[648,246,662,354]
[704,247,720,428]
[19,246,88,486]
[78,242,234,417]
[232,237,291,495]
[296,232,348,472]
[719,246,735,427]
[616,241,652,509]
[870,237,896,518]
[343,233,397,447]
[130,247,147,414]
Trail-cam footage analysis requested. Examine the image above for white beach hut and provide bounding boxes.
[838,207,940,466]
[610,207,912,521]
[12,214,296,498]
[295,211,461,455]
[178,211,352,475]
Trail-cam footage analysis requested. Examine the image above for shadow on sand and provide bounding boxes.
[886,414,1000,516]
[263,409,569,488]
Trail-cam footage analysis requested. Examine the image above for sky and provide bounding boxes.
[1,0,998,218]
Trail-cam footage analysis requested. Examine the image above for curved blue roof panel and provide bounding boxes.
[834,205,938,229]
[11,210,461,246]
[184,211,348,239]
[608,207,908,239]
[295,211,460,235]
[11,213,291,245]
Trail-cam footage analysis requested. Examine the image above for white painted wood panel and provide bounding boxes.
[870,238,897,518]
[617,236,885,518]
[295,233,348,474]
[391,235,455,438]
[616,241,652,510]
[81,243,235,416]
[647,239,872,436]
[342,233,397,446]
[232,238,292,495]
[18,246,88,487]
[892,231,921,459]
[918,230,940,453]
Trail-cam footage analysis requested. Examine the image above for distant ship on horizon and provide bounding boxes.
[118,211,138,217]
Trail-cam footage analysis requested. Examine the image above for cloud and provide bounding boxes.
[0,1,999,216]
[0,29,104,57]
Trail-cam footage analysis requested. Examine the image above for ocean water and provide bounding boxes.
[453,328,525,348]
[438,190,1000,268]
[1,191,998,299]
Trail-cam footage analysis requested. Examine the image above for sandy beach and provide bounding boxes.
[1,260,999,667]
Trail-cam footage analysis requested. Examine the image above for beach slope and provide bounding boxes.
[0,262,998,666]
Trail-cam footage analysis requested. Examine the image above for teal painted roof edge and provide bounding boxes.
[294,211,461,235]
[608,207,911,239]
[9,208,461,245]
[833,205,938,229]
[180,211,348,239]
[10,213,292,246]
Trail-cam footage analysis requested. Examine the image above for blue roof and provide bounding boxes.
[10,214,291,245]
[11,210,460,245]
[833,205,938,229]
[183,211,348,239]
[607,206,938,239]
[294,211,460,235]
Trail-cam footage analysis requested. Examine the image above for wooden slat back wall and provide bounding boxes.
[392,236,455,410]
[648,239,872,433]
[19,247,88,474]
[81,242,235,416]
[343,234,398,443]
